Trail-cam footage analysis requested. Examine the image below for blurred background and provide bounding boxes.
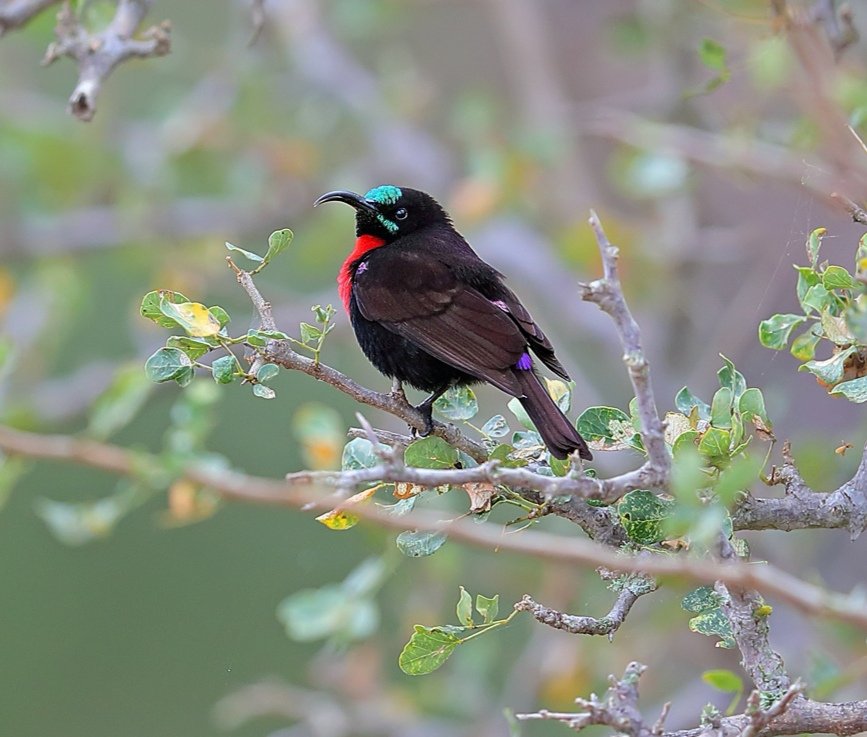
[1,1,867,735]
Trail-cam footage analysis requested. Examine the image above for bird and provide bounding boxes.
[313,185,591,461]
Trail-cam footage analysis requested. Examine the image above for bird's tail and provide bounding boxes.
[515,371,592,461]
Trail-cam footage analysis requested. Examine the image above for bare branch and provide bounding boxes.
[516,662,650,736]
[42,0,171,121]
[733,441,867,539]
[515,581,653,637]
[0,0,61,35]
[516,662,862,737]
[580,212,670,485]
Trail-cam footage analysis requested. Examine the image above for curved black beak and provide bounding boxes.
[313,190,379,215]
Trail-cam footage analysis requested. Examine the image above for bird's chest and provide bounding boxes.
[337,235,386,313]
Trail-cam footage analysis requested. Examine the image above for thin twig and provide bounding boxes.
[580,212,670,487]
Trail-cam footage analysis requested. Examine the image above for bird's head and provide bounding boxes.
[314,185,451,241]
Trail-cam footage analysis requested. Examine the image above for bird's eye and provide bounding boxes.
[395,208,408,221]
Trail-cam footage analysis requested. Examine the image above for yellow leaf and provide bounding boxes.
[315,509,360,530]
[175,302,222,337]
[314,486,378,530]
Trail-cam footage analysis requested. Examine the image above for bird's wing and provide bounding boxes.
[353,249,526,395]
[493,285,570,380]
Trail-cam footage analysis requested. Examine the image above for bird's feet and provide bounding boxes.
[414,401,435,437]
[389,377,407,404]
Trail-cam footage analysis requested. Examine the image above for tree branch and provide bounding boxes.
[517,661,864,737]
[733,441,867,540]
[42,0,171,121]
[0,0,61,35]
[2,424,867,630]
[515,581,652,638]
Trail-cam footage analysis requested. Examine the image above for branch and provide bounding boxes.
[515,662,650,736]
[733,441,867,540]
[515,580,653,638]
[3,424,867,630]
[517,661,865,737]
[42,0,171,121]
[0,0,61,35]
[809,0,859,58]
[580,212,670,484]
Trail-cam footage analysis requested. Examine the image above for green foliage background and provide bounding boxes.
[2,1,867,735]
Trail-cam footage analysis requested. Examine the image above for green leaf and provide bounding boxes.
[456,587,474,626]
[821,309,853,346]
[35,491,137,546]
[252,384,276,399]
[480,414,509,439]
[714,453,763,506]
[699,38,727,71]
[617,490,674,544]
[247,328,289,347]
[802,284,834,314]
[672,430,700,457]
[399,625,462,675]
[434,386,479,421]
[789,327,822,361]
[86,365,152,440]
[212,355,236,384]
[507,397,535,431]
[577,406,644,452]
[166,336,215,360]
[689,608,735,648]
[255,228,293,272]
[144,347,193,384]
[758,314,806,350]
[807,227,825,268]
[710,387,733,429]
[823,265,859,291]
[682,586,723,613]
[404,437,458,469]
[717,356,746,398]
[798,346,857,386]
[396,530,448,557]
[675,386,711,420]
[830,376,867,402]
[140,290,190,328]
[257,363,279,383]
[342,438,378,471]
[846,302,867,343]
[299,322,321,344]
[702,669,744,693]
[738,388,769,426]
[277,585,377,643]
[698,426,732,464]
[225,241,264,264]
[488,444,527,468]
[795,266,821,312]
[313,304,335,324]
[208,305,231,329]
[475,594,499,624]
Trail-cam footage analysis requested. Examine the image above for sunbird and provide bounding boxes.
[315,185,591,460]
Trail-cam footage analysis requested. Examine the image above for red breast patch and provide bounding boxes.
[338,235,386,312]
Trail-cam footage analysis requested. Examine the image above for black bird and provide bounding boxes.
[314,185,591,460]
